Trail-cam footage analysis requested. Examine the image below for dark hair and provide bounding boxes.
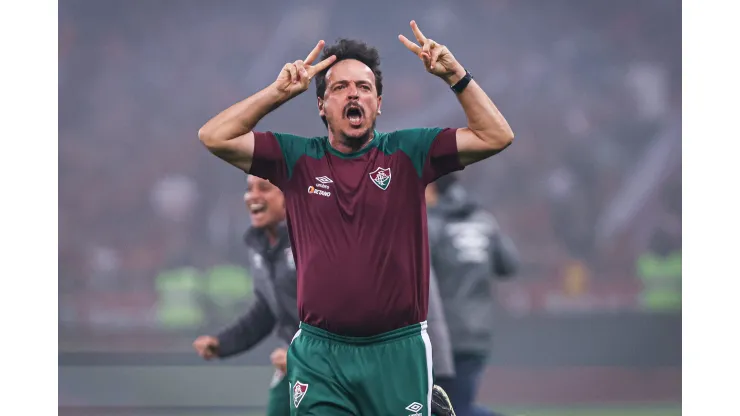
[315,39,383,128]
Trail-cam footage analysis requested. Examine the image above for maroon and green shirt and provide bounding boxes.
[250,128,463,336]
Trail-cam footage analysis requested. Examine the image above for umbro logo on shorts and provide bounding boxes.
[405,401,423,415]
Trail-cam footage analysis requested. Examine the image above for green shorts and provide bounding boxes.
[267,368,291,416]
[287,321,433,416]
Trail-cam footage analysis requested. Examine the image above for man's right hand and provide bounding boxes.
[273,40,336,99]
[198,40,335,174]
[193,335,220,360]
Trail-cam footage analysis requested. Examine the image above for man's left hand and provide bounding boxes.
[398,20,466,86]
[270,347,288,373]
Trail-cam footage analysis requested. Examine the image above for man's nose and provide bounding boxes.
[346,84,359,99]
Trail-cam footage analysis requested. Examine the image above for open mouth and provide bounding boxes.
[248,202,267,214]
[344,106,364,127]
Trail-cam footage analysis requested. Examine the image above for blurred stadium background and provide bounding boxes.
[58,0,681,415]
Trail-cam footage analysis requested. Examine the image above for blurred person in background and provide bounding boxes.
[426,174,520,416]
[193,175,295,416]
[193,175,457,416]
[198,20,513,415]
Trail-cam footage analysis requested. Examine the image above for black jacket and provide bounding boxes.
[216,223,299,357]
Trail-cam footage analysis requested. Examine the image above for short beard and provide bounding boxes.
[331,120,377,152]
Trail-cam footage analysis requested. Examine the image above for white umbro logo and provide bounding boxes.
[405,402,423,414]
[315,176,333,184]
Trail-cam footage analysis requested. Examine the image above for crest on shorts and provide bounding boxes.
[369,167,392,190]
[292,381,309,408]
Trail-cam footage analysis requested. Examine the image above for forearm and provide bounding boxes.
[216,300,275,358]
[444,68,514,148]
[198,83,289,144]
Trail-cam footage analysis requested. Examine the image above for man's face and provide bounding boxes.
[245,176,285,228]
[319,59,382,141]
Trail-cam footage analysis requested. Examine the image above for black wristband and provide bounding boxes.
[450,70,473,94]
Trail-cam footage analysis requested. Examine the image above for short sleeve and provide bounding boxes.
[250,131,311,189]
[392,127,462,183]
[422,128,463,185]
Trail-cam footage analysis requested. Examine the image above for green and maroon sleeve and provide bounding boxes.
[423,127,463,184]
[392,127,463,185]
[250,132,310,189]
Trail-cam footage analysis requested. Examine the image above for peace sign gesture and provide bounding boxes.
[274,40,337,99]
[398,21,465,85]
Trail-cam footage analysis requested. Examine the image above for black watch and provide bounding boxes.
[450,70,473,94]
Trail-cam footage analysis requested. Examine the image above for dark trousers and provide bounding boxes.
[436,353,502,416]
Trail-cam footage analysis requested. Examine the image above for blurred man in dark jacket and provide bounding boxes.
[193,175,296,416]
[426,174,519,416]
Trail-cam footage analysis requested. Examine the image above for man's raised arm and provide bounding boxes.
[399,21,515,167]
[198,40,336,172]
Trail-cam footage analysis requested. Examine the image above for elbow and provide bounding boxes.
[477,127,514,152]
[198,126,218,150]
[497,128,515,149]
[198,126,211,144]
[485,132,514,153]
[499,135,514,151]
